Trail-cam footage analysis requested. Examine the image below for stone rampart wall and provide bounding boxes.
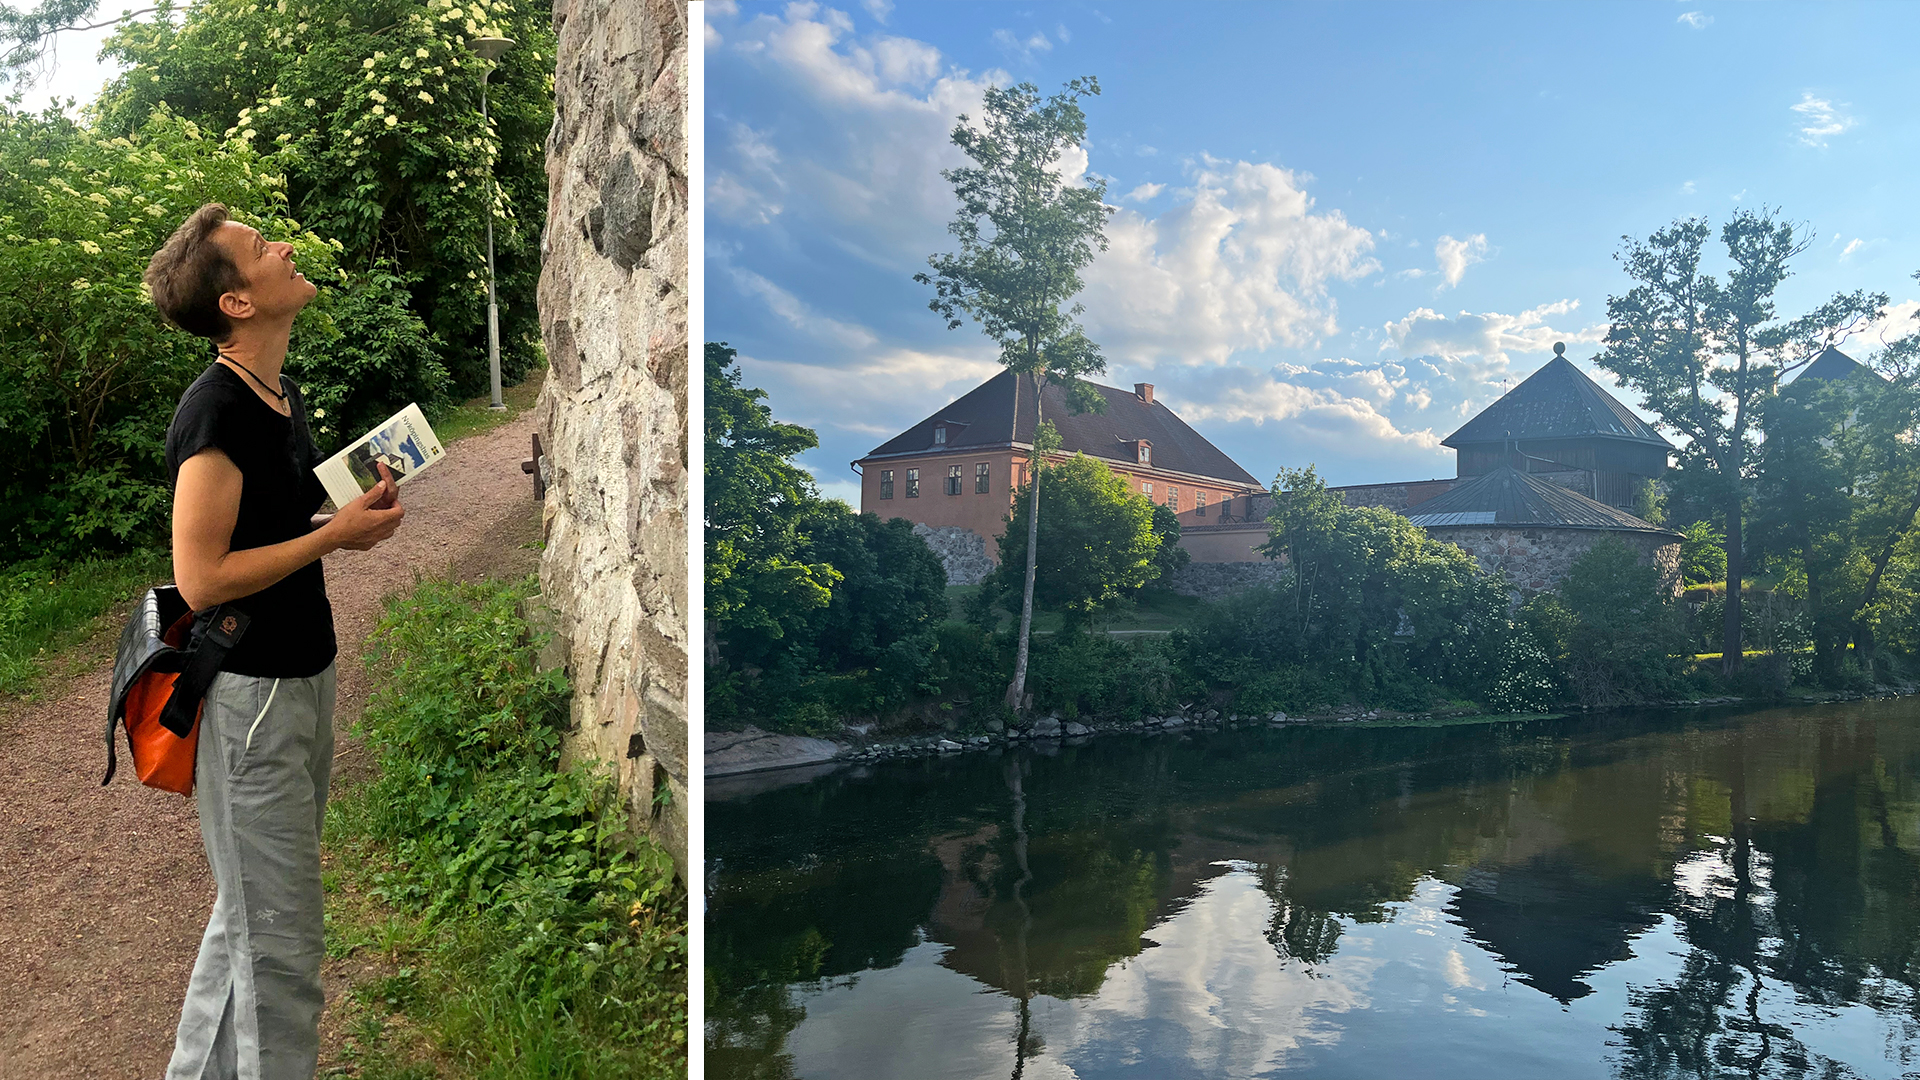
[1164,559,1289,600]
[1428,526,1680,600]
[537,0,687,874]
[912,523,994,586]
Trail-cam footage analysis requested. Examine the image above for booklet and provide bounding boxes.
[314,403,445,509]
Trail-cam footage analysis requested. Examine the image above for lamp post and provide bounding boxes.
[470,34,515,410]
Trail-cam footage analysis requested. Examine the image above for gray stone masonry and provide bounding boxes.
[1429,525,1680,600]
[1164,560,1289,599]
[912,522,994,585]
[537,0,688,875]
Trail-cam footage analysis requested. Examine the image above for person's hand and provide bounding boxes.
[329,463,404,551]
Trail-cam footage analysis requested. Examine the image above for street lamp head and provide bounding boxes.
[470,35,516,63]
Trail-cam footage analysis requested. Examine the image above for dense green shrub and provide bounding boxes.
[288,267,448,454]
[1678,518,1727,586]
[96,0,555,398]
[343,577,686,1077]
[994,453,1182,626]
[1528,540,1689,706]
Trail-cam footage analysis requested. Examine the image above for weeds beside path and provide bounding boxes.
[0,400,545,1080]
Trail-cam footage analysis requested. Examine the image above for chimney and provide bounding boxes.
[1134,383,1154,404]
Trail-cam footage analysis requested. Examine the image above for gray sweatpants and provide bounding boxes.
[167,664,336,1080]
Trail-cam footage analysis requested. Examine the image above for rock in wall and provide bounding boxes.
[537,0,688,874]
[1164,560,1289,600]
[911,523,994,585]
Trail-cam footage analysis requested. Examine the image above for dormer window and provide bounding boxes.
[1139,442,1151,465]
[934,425,947,446]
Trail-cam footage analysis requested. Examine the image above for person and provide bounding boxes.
[145,204,406,1079]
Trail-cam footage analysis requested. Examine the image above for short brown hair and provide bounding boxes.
[145,204,246,341]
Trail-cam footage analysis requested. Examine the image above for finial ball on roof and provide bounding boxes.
[1553,342,1566,356]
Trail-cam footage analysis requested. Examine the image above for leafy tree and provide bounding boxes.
[993,453,1165,629]
[704,342,837,660]
[792,504,947,694]
[1174,466,1513,710]
[1598,209,1885,673]
[93,0,555,397]
[0,103,437,559]
[1677,518,1727,586]
[915,76,1113,711]
[1,0,106,84]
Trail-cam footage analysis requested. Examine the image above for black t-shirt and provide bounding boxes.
[164,362,337,678]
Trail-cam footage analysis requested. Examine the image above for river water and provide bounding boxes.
[706,702,1920,1079]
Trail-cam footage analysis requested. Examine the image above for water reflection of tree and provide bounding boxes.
[708,706,1920,1079]
[1255,863,1344,966]
[1611,722,1920,1079]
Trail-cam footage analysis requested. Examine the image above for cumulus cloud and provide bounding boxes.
[1677,11,1712,29]
[1434,233,1488,288]
[1124,182,1165,202]
[707,5,1002,261]
[861,0,893,23]
[737,346,1003,438]
[1164,368,1443,455]
[1792,92,1855,147]
[1080,158,1380,366]
[1383,299,1601,368]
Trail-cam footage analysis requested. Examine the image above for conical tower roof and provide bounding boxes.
[1442,344,1672,450]
[1405,466,1678,537]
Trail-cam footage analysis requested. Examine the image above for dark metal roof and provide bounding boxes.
[1791,345,1887,386]
[860,370,1263,488]
[1404,466,1680,537]
[1442,353,1672,450]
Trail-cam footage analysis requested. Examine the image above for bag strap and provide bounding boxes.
[157,606,251,738]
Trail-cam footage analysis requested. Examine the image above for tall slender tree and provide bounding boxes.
[916,76,1113,711]
[1598,209,1883,673]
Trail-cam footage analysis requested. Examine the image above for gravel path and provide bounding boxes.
[0,408,543,1080]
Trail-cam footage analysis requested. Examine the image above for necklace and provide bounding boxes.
[219,356,287,402]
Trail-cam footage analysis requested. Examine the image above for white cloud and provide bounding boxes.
[1168,369,1442,452]
[860,0,893,23]
[991,28,1052,63]
[1081,158,1381,367]
[1677,11,1712,29]
[1124,182,1165,203]
[1434,233,1488,288]
[1842,238,1864,259]
[727,266,879,350]
[1681,180,1696,195]
[738,346,1003,438]
[1791,92,1855,147]
[1056,23,1072,44]
[1383,299,1601,367]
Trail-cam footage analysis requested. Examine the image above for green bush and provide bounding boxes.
[340,577,686,1077]
[1550,540,1689,706]
[288,267,448,455]
[1678,519,1727,587]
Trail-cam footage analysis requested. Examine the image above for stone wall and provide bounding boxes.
[912,523,994,585]
[1164,559,1290,600]
[537,0,688,874]
[1330,478,1456,511]
[1427,526,1680,600]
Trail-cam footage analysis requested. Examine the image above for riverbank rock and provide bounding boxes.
[1064,721,1092,737]
[1030,715,1064,738]
[706,727,842,777]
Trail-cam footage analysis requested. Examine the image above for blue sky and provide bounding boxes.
[705,0,1920,505]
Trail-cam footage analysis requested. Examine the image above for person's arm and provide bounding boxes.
[173,449,405,610]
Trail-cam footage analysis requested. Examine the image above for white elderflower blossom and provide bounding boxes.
[400,57,412,68]
[277,133,292,143]
[78,240,101,254]
[86,192,110,206]
[71,279,90,289]
[363,57,376,68]
[385,115,398,127]
[418,91,434,104]
[371,104,384,115]
[312,408,325,419]
[369,90,387,103]
[416,47,430,57]
[305,98,317,107]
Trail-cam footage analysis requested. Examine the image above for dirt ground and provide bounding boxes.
[0,408,544,1080]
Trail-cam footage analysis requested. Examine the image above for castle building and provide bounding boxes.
[854,371,1266,578]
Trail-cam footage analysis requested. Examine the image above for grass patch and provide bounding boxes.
[0,548,171,698]
[428,365,545,444]
[323,575,687,1079]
